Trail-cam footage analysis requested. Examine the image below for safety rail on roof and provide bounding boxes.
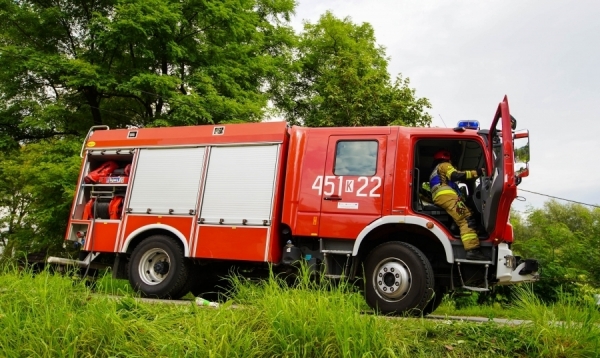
[80,125,110,158]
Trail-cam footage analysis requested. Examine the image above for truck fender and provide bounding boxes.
[120,224,191,256]
[352,215,454,264]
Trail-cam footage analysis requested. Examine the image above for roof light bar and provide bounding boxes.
[457,120,479,130]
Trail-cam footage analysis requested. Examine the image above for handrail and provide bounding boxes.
[80,125,109,158]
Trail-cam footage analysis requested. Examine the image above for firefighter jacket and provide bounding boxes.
[429,162,479,201]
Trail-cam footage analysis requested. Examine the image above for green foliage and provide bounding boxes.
[0,139,81,259]
[511,201,600,302]
[440,201,600,310]
[0,0,296,148]
[274,11,432,127]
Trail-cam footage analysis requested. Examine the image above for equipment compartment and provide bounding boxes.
[71,150,134,221]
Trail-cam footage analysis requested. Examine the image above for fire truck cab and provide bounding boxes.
[51,96,538,315]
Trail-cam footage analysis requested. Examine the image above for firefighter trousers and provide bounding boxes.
[433,193,480,251]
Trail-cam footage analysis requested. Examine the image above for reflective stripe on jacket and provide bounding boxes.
[429,163,461,200]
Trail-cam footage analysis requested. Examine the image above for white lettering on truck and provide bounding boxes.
[312,175,381,197]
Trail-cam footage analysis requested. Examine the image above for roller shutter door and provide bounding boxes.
[129,147,205,214]
[200,145,279,226]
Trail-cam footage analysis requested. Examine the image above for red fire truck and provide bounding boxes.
[49,96,538,315]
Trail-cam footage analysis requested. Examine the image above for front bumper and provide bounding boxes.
[495,243,540,285]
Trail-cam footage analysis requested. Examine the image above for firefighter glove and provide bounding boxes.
[465,170,478,179]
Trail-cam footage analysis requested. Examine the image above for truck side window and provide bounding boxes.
[334,140,378,176]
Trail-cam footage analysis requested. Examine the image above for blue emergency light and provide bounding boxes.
[457,120,479,130]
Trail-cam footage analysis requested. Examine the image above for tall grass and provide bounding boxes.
[432,285,600,356]
[434,298,526,320]
[0,264,598,357]
[511,285,600,357]
[93,271,134,296]
[230,267,392,357]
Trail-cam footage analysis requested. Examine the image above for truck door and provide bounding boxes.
[480,96,517,237]
[318,135,387,239]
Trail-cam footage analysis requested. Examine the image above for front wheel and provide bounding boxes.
[128,235,190,299]
[364,241,434,315]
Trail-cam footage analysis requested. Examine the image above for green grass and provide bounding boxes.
[435,286,600,324]
[434,297,527,320]
[0,265,598,357]
[93,271,135,296]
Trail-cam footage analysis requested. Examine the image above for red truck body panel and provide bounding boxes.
[282,126,393,240]
[67,99,518,262]
[69,121,290,263]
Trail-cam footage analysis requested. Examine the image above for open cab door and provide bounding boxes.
[480,96,517,239]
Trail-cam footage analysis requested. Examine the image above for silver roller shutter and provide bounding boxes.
[200,145,279,226]
[129,147,205,214]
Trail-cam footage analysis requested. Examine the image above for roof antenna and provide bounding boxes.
[438,114,448,128]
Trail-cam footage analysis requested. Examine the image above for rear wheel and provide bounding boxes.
[364,241,434,315]
[128,235,190,299]
[169,262,200,299]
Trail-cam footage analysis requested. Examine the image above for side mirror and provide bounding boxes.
[514,130,529,178]
[516,167,529,178]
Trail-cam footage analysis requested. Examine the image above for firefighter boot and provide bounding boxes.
[465,248,488,261]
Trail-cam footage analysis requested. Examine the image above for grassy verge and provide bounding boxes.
[435,286,600,324]
[0,265,598,357]
[93,271,134,296]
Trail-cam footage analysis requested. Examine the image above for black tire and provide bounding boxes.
[128,235,191,299]
[172,263,200,298]
[421,286,446,316]
[364,241,434,315]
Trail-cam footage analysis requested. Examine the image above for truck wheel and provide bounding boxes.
[128,235,190,299]
[364,241,434,315]
[172,264,200,299]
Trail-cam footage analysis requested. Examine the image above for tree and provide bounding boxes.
[0,0,296,149]
[274,11,432,127]
[511,201,600,302]
[0,139,81,261]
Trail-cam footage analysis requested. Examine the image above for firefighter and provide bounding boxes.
[429,149,487,261]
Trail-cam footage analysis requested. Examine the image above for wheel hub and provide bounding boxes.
[153,261,169,275]
[373,259,411,301]
[138,248,171,286]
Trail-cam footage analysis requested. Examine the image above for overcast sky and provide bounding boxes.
[290,0,600,213]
